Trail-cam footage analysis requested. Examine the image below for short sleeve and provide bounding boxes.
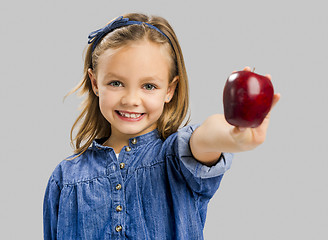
[43,174,61,240]
[168,124,233,199]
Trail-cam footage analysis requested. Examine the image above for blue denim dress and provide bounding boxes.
[43,125,233,240]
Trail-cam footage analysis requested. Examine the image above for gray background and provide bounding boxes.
[1,0,327,239]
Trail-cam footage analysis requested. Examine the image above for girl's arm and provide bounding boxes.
[190,93,280,167]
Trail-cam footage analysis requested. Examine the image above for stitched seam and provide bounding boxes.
[134,159,165,170]
[125,160,165,182]
[63,175,109,187]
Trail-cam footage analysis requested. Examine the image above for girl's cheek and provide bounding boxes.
[99,96,115,112]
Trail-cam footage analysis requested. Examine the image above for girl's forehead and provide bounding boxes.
[101,40,170,58]
[96,40,172,80]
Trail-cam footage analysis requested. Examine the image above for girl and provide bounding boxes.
[43,13,279,240]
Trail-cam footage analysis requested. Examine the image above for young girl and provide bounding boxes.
[43,13,279,240]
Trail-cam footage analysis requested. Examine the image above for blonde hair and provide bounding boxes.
[65,13,190,159]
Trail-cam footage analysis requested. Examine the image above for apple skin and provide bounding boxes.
[223,71,274,128]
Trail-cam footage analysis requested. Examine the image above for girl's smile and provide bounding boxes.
[115,110,145,121]
[88,40,177,149]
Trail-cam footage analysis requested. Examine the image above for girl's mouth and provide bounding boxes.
[115,111,145,121]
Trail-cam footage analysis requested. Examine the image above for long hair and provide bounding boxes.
[64,13,190,159]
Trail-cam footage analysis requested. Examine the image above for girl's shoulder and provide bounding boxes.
[165,124,200,142]
[161,124,200,156]
[49,147,107,187]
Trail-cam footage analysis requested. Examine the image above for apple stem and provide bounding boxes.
[252,67,255,72]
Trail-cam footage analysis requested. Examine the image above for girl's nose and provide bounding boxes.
[121,90,141,106]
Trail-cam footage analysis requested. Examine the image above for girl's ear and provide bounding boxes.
[165,76,179,103]
[88,68,99,96]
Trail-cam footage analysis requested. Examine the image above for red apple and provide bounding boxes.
[223,70,274,128]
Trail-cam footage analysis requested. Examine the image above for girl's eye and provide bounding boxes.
[109,81,123,87]
[143,83,156,90]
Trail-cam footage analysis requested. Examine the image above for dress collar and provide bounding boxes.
[91,128,161,151]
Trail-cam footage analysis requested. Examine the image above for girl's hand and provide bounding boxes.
[189,66,280,165]
[230,67,281,151]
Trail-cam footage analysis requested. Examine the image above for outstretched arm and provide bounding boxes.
[189,71,280,166]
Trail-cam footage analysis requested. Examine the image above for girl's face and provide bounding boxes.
[89,40,177,140]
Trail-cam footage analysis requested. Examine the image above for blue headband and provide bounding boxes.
[88,16,172,53]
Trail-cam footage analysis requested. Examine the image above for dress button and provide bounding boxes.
[125,146,131,152]
[115,184,122,190]
[116,205,123,212]
[119,163,125,169]
[131,138,137,145]
[115,225,123,232]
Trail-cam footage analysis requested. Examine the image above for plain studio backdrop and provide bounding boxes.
[1,0,327,239]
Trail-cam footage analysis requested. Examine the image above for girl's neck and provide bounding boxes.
[104,124,158,153]
[103,135,129,154]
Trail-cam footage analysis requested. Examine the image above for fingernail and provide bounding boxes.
[238,127,246,132]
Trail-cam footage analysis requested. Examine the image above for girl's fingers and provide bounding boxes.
[271,93,281,109]
[238,127,247,132]
[232,66,251,74]
[265,93,281,119]
[265,74,272,81]
[243,66,251,71]
[244,66,251,71]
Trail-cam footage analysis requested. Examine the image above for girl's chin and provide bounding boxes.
[111,124,158,138]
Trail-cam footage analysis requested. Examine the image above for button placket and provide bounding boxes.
[119,144,133,180]
[107,146,133,236]
[109,143,134,235]
[107,162,125,237]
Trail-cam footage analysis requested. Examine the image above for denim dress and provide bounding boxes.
[43,125,233,240]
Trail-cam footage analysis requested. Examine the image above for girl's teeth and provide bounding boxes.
[119,112,142,118]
